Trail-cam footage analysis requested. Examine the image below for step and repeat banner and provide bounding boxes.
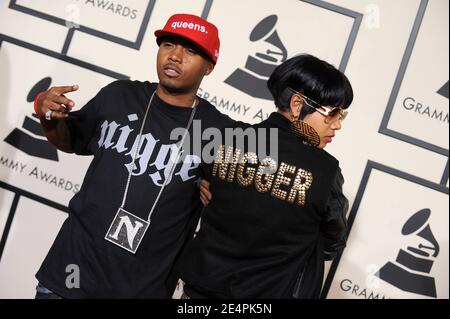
[0,0,448,299]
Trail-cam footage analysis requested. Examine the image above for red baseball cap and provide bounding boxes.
[155,14,220,64]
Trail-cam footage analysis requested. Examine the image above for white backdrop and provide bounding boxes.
[0,0,448,299]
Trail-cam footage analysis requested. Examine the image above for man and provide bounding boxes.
[33,13,234,298]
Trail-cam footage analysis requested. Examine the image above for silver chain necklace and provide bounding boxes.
[105,91,198,253]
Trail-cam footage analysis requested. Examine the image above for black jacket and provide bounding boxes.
[171,112,348,298]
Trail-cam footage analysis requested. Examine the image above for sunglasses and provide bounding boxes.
[288,88,348,122]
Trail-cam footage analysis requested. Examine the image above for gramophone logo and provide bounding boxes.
[4,77,59,161]
[376,209,440,298]
[225,15,288,100]
[437,81,449,99]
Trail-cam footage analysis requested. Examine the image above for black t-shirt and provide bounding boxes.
[36,80,235,298]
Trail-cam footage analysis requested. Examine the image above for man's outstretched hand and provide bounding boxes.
[199,179,212,206]
[35,85,79,120]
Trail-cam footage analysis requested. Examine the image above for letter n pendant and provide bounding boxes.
[105,208,150,254]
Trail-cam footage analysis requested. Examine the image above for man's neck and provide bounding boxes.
[156,84,197,108]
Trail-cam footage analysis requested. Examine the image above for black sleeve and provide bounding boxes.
[210,107,251,130]
[215,111,238,129]
[66,87,105,155]
[198,112,248,181]
[320,167,349,260]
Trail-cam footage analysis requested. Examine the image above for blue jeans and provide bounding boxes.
[35,283,63,299]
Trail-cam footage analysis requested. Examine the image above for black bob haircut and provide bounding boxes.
[267,54,353,119]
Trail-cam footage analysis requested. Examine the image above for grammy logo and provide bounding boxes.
[225,15,288,100]
[376,209,440,298]
[4,77,59,161]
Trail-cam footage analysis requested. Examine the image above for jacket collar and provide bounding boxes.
[265,112,292,131]
[265,112,320,148]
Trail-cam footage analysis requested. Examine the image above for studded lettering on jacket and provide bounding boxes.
[212,145,313,206]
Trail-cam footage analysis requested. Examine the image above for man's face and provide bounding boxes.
[156,36,214,94]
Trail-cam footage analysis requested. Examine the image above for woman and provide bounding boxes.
[178,54,353,298]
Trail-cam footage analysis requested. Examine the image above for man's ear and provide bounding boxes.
[289,93,303,119]
[204,62,214,76]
